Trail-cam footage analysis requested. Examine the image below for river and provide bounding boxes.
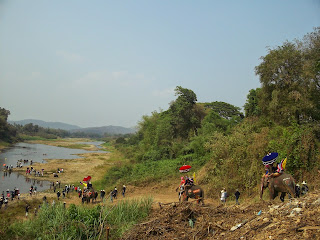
[0,141,105,194]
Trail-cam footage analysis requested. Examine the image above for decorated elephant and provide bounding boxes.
[260,172,296,202]
[181,185,204,205]
[82,190,97,204]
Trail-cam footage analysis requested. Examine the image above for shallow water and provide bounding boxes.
[0,141,104,194]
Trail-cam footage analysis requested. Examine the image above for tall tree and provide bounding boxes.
[203,101,244,120]
[255,39,316,124]
[169,86,201,139]
[244,88,261,117]
[0,107,17,142]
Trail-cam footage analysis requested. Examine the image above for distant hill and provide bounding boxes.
[9,119,136,135]
[70,126,136,135]
[9,119,81,131]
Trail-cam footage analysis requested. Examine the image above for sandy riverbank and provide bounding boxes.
[11,139,112,184]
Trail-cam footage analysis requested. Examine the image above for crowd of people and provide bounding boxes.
[48,180,128,204]
[0,187,21,210]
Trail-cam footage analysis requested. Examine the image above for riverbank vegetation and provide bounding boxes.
[5,198,152,240]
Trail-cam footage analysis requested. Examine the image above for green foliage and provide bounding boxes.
[255,28,320,124]
[203,101,244,120]
[7,199,153,239]
[244,88,261,117]
[168,86,203,139]
[0,107,18,143]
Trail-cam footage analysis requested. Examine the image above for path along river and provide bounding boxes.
[0,141,104,194]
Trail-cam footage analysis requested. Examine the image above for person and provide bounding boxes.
[109,190,114,203]
[185,176,194,186]
[235,189,240,205]
[57,191,61,200]
[220,188,228,204]
[122,185,126,197]
[295,184,301,198]
[112,187,118,199]
[180,176,185,187]
[301,181,309,196]
[25,204,30,217]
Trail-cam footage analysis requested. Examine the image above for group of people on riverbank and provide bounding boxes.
[0,187,20,210]
[26,167,44,177]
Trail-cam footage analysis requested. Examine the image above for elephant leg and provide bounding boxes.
[269,187,275,200]
[287,185,296,199]
[280,192,286,202]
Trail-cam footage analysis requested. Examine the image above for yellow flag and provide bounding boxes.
[83,182,87,188]
[282,157,287,170]
[193,172,196,184]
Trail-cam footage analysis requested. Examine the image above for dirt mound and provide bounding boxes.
[122,190,320,240]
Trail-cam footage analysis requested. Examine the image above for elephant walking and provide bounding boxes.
[181,185,204,205]
[260,172,296,202]
[82,190,97,204]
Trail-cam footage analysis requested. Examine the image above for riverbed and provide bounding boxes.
[0,141,105,194]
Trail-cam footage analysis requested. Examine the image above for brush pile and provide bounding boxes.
[122,191,320,239]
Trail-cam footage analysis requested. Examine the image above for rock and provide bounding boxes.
[230,223,242,231]
[292,207,303,214]
[312,198,320,206]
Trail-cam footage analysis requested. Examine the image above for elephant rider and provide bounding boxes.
[262,153,285,179]
[267,159,285,178]
[185,176,194,186]
[179,177,185,187]
[177,177,186,200]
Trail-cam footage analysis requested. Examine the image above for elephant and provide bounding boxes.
[181,185,204,205]
[260,172,296,202]
[82,190,97,204]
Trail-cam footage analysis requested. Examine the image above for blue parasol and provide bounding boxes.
[262,152,278,165]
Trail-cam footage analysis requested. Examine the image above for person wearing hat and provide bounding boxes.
[220,188,228,204]
[122,185,127,197]
[262,152,285,178]
[301,181,309,196]
[262,153,278,176]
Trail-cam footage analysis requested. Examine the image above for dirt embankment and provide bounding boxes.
[122,190,320,240]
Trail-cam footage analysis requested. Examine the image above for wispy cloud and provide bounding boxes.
[56,50,84,63]
[71,70,151,90]
[152,87,175,98]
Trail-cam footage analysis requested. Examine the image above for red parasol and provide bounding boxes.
[179,165,191,173]
[83,176,92,182]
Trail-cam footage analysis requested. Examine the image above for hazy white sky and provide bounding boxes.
[1,1,319,128]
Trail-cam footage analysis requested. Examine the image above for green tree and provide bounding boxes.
[244,88,261,117]
[204,101,244,120]
[255,41,315,124]
[169,86,202,139]
[0,107,17,142]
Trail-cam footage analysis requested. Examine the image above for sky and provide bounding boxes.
[0,1,319,128]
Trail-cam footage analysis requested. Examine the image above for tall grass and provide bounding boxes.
[7,197,153,240]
